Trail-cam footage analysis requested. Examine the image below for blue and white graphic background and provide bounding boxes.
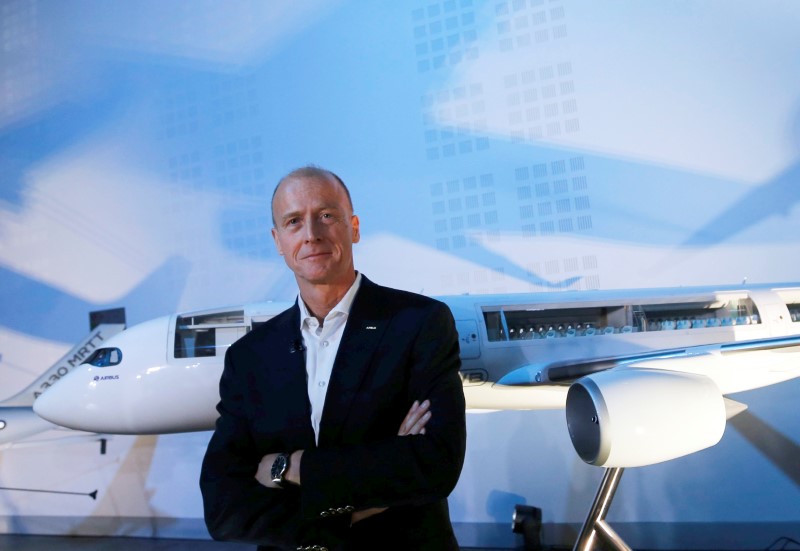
[1,0,799,543]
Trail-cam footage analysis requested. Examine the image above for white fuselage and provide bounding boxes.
[32,284,800,435]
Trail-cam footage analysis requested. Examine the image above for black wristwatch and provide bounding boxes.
[271,453,292,487]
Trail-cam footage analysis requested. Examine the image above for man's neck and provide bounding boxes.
[298,273,357,323]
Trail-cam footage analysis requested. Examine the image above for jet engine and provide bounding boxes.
[565,368,726,467]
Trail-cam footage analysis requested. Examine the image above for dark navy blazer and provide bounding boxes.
[200,276,466,550]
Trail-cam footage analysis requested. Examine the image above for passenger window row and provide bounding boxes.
[489,314,761,342]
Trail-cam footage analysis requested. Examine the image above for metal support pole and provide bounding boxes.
[572,467,631,551]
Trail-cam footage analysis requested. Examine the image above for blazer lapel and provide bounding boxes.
[318,277,388,446]
[257,302,316,449]
[266,301,305,374]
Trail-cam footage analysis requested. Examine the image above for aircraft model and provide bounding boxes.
[30,281,800,463]
[29,282,800,549]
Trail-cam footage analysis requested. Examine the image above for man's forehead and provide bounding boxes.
[274,176,349,210]
[279,174,335,191]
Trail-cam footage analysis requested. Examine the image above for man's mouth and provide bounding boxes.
[303,251,331,260]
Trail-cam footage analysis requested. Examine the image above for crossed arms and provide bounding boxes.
[200,299,466,547]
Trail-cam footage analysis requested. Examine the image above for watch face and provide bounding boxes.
[271,454,288,482]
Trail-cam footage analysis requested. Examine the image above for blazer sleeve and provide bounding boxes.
[298,299,467,519]
[199,347,306,547]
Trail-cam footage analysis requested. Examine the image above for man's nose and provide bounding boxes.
[304,217,322,241]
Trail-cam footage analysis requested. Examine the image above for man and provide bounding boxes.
[200,166,467,550]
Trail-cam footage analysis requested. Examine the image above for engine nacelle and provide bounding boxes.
[565,368,726,467]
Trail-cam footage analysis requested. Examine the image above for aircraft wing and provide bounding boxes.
[470,334,800,467]
[543,334,800,394]
[470,335,800,407]
[463,383,569,411]
[0,407,59,449]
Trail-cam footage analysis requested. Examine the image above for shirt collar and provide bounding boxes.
[298,272,363,328]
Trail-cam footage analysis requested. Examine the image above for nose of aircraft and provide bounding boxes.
[33,316,173,433]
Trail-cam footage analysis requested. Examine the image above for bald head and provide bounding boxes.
[270,165,361,299]
[271,166,353,226]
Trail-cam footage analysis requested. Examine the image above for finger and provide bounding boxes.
[399,400,422,435]
[399,400,430,435]
[406,410,431,435]
[397,401,419,435]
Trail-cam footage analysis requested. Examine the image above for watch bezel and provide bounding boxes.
[270,453,290,486]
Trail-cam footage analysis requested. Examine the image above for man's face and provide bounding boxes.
[271,175,360,288]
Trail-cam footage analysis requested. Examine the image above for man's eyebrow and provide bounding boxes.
[279,210,302,222]
[278,204,346,222]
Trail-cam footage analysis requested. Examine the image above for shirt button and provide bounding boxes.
[318,381,326,387]
[321,341,329,347]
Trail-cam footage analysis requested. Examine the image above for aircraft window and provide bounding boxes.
[483,311,507,341]
[177,310,244,327]
[175,310,248,358]
[175,328,217,358]
[775,293,800,322]
[484,306,621,341]
[83,347,122,367]
[481,296,762,342]
[777,304,800,322]
[174,325,246,358]
[638,297,760,331]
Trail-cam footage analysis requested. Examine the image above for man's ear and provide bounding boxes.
[271,227,284,255]
[351,214,361,243]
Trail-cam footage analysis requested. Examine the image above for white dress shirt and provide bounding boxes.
[298,272,362,444]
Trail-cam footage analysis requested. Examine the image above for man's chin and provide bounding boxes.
[296,268,355,287]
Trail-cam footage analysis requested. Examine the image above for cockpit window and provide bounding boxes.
[83,347,123,367]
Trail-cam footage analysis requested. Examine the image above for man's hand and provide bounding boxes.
[351,399,432,525]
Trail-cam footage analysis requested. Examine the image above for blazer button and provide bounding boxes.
[320,510,329,518]
[345,505,354,512]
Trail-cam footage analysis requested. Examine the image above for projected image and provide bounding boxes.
[1,0,799,546]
